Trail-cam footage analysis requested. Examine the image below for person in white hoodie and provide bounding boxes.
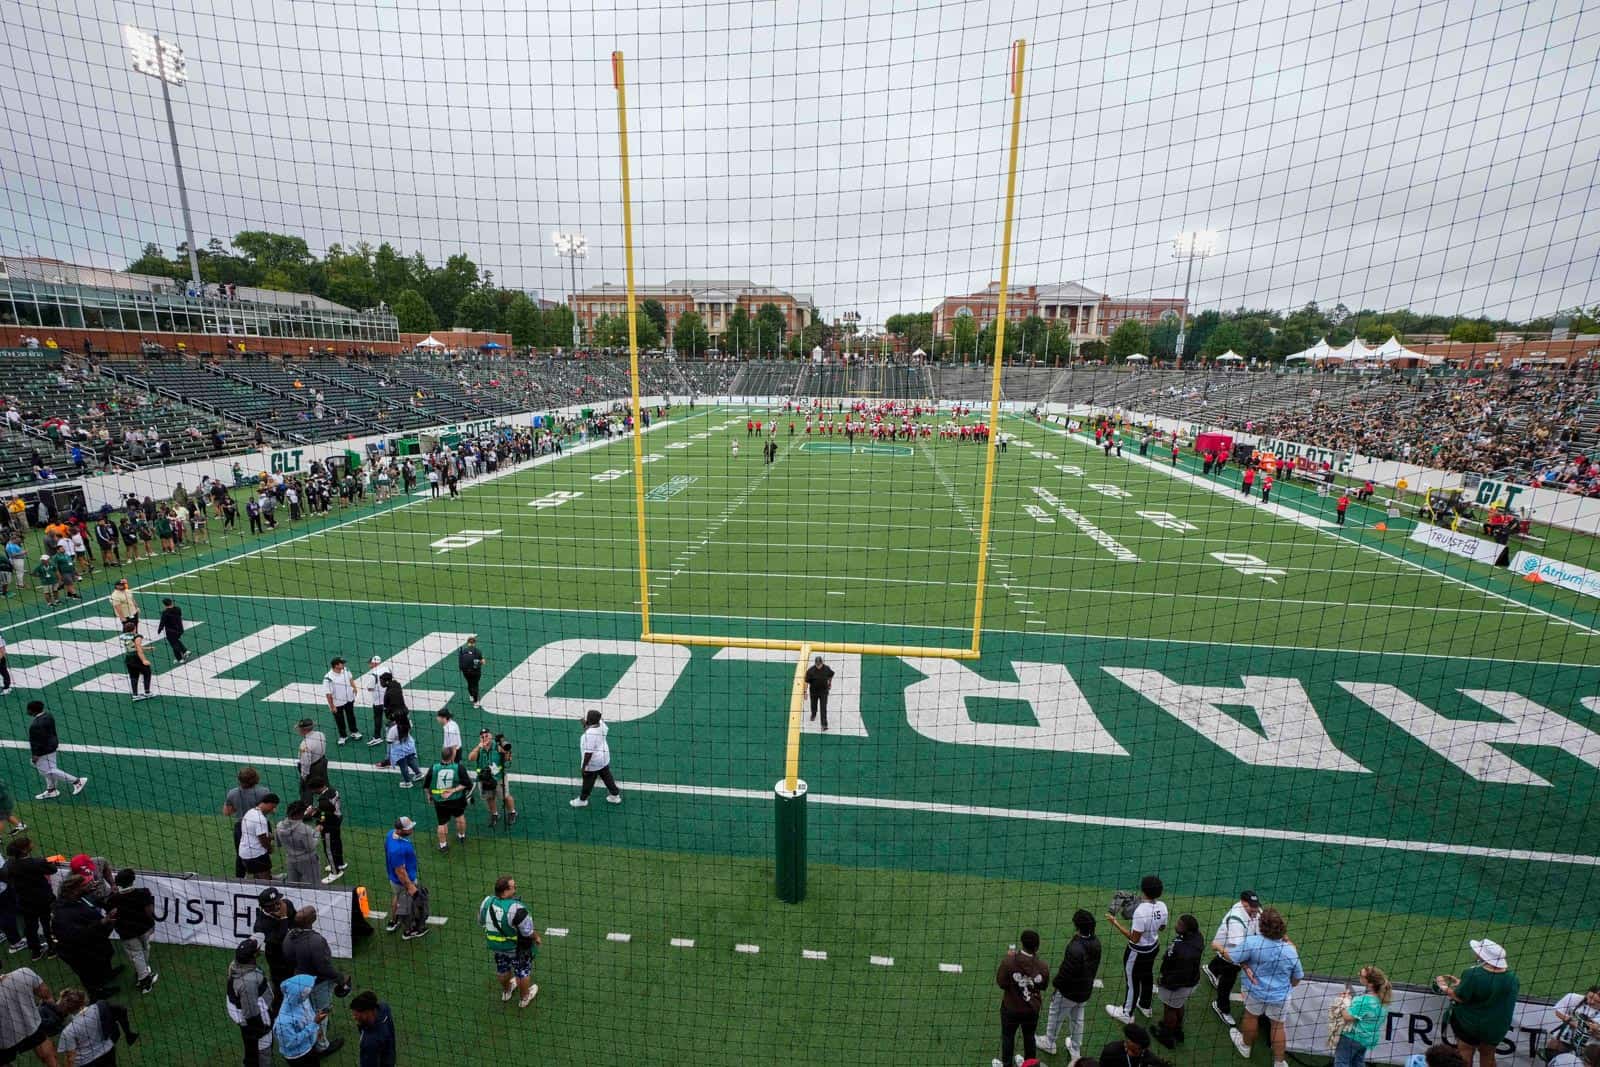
[569,709,622,808]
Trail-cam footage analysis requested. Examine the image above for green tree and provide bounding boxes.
[1078,340,1108,362]
[372,243,415,304]
[640,299,668,340]
[1106,319,1150,362]
[1019,315,1048,359]
[322,243,378,309]
[755,303,788,355]
[977,321,1020,360]
[1201,320,1245,359]
[1184,309,1222,358]
[1449,319,1496,343]
[453,288,499,331]
[723,306,754,355]
[1233,316,1276,361]
[673,310,711,357]
[541,305,576,348]
[422,253,481,329]
[1043,320,1075,364]
[126,243,182,279]
[1148,315,1180,360]
[391,289,437,334]
[232,231,313,291]
[950,313,979,361]
[502,294,543,347]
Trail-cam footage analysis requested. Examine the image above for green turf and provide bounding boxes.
[2,405,1597,1064]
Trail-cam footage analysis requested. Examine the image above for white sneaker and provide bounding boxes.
[1204,964,1220,988]
[321,869,344,884]
[398,781,413,789]
[349,732,362,740]
[1065,1041,1079,1061]
[1137,1004,1152,1018]
[1105,1005,1133,1025]
[519,984,538,1008]
[1034,1037,1056,1055]
[569,798,588,808]
[991,1060,1004,1067]
[1014,1057,1024,1067]
[365,737,383,747]
[337,736,348,746]
[71,777,88,796]
[34,790,60,801]
[606,793,622,804]
[501,986,514,1002]
[1230,1028,1252,1058]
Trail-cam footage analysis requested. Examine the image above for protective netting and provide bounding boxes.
[1,2,1598,1065]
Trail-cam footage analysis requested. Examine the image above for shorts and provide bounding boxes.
[1452,1023,1491,1048]
[434,799,467,825]
[1243,992,1287,1021]
[493,950,533,979]
[1158,984,1197,1009]
[241,853,272,876]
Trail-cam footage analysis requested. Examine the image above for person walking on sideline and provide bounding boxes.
[385,713,420,788]
[570,709,622,808]
[1260,473,1275,505]
[1433,939,1518,1067]
[1107,875,1169,1024]
[1205,889,1261,1027]
[1337,493,1350,525]
[120,619,152,701]
[478,875,541,1008]
[1225,907,1303,1066]
[350,991,397,1067]
[435,708,461,762]
[322,659,360,746]
[111,867,159,994]
[26,700,86,800]
[384,817,427,940]
[457,637,485,710]
[1242,467,1256,497]
[1332,966,1392,1067]
[1038,909,1101,1059]
[993,929,1050,1067]
[227,939,274,1067]
[804,655,834,731]
[109,578,138,629]
[156,598,189,662]
[422,748,472,852]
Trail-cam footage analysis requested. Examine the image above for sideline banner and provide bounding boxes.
[1285,975,1557,1066]
[143,872,357,958]
[1511,551,1600,599]
[1408,522,1507,566]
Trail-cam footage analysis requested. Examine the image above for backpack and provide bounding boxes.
[1109,889,1139,921]
[407,885,430,933]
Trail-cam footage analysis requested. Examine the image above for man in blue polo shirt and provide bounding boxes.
[383,817,426,940]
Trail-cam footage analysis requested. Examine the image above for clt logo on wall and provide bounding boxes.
[1470,478,1527,507]
[269,448,305,473]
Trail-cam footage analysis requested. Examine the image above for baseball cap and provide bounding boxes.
[257,887,283,907]
[369,655,381,665]
[69,854,96,877]
[296,717,315,730]
[1470,938,1508,968]
[395,816,416,831]
[1240,889,1261,906]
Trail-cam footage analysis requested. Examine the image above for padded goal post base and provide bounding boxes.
[775,778,808,904]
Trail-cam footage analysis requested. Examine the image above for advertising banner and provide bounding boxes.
[142,872,357,957]
[1285,975,1558,1066]
[1511,551,1600,599]
[1407,523,1508,566]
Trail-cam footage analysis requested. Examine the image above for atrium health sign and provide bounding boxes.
[1512,550,1600,599]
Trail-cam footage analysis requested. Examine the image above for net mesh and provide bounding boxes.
[0,2,1598,1064]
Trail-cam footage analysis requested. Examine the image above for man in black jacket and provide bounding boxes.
[3,837,57,960]
[252,888,295,1015]
[1099,1022,1167,1067]
[1151,914,1204,1048]
[1039,909,1101,1058]
[156,598,188,661]
[282,905,348,1058]
[457,637,485,710]
[52,874,119,1000]
[804,655,834,731]
[25,700,86,801]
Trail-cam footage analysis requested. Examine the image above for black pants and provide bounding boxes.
[324,822,344,868]
[331,701,357,739]
[0,660,9,689]
[126,658,151,694]
[1336,510,1347,525]
[233,822,246,877]
[239,1018,270,1067]
[61,942,115,998]
[580,766,620,799]
[1122,943,1158,1013]
[165,632,187,659]
[249,515,262,534]
[1207,955,1241,1013]
[372,705,386,738]
[1261,490,1271,504]
[809,690,829,728]
[19,902,51,955]
[1001,1007,1039,1066]
[462,670,481,703]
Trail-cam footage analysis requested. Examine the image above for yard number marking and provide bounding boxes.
[1210,551,1288,584]
[529,491,584,509]
[431,528,502,554]
[1136,510,1198,532]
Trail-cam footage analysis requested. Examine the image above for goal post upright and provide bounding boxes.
[969,38,1026,656]
[613,50,653,637]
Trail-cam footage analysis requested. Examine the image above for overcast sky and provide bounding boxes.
[2,0,1596,323]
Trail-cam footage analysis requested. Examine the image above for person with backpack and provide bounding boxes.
[1151,914,1204,1048]
[457,637,486,710]
[1038,909,1101,1059]
[1226,907,1303,1066]
[384,817,427,941]
[227,938,274,1067]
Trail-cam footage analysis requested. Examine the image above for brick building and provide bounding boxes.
[572,279,818,346]
[931,281,1183,340]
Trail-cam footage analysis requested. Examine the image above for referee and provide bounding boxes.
[804,655,835,731]
[322,658,360,746]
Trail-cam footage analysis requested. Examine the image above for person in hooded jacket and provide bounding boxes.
[1151,914,1205,1048]
[274,974,325,1065]
[225,938,273,1067]
[51,874,118,1001]
[1038,908,1102,1059]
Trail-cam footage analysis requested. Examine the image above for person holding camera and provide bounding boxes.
[281,906,348,1059]
[478,875,541,1009]
[469,729,518,828]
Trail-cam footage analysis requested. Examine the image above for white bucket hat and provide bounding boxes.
[1469,939,1508,969]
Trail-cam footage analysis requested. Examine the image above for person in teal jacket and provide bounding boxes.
[275,974,326,1064]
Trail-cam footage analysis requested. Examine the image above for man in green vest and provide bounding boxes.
[477,875,540,1008]
[420,747,472,853]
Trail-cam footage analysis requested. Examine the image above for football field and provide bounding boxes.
[5,405,1600,1065]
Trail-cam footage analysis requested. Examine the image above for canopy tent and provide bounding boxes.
[1284,338,1333,363]
[1125,353,1149,361]
[1324,339,1374,363]
[910,347,927,358]
[415,336,445,348]
[1371,335,1441,365]
[1213,350,1244,362]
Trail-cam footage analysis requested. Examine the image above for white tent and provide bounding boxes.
[1125,353,1148,361]
[415,335,445,348]
[1324,339,1374,363]
[811,345,825,364]
[1371,335,1442,365]
[911,347,927,358]
[1214,350,1244,362]
[1284,338,1333,363]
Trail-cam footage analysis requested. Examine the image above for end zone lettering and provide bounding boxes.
[1255,437,1355,474]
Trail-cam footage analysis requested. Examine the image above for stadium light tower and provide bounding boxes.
[1170,229,1217,367]
[552,231,587,350]
[125,26,202,289]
